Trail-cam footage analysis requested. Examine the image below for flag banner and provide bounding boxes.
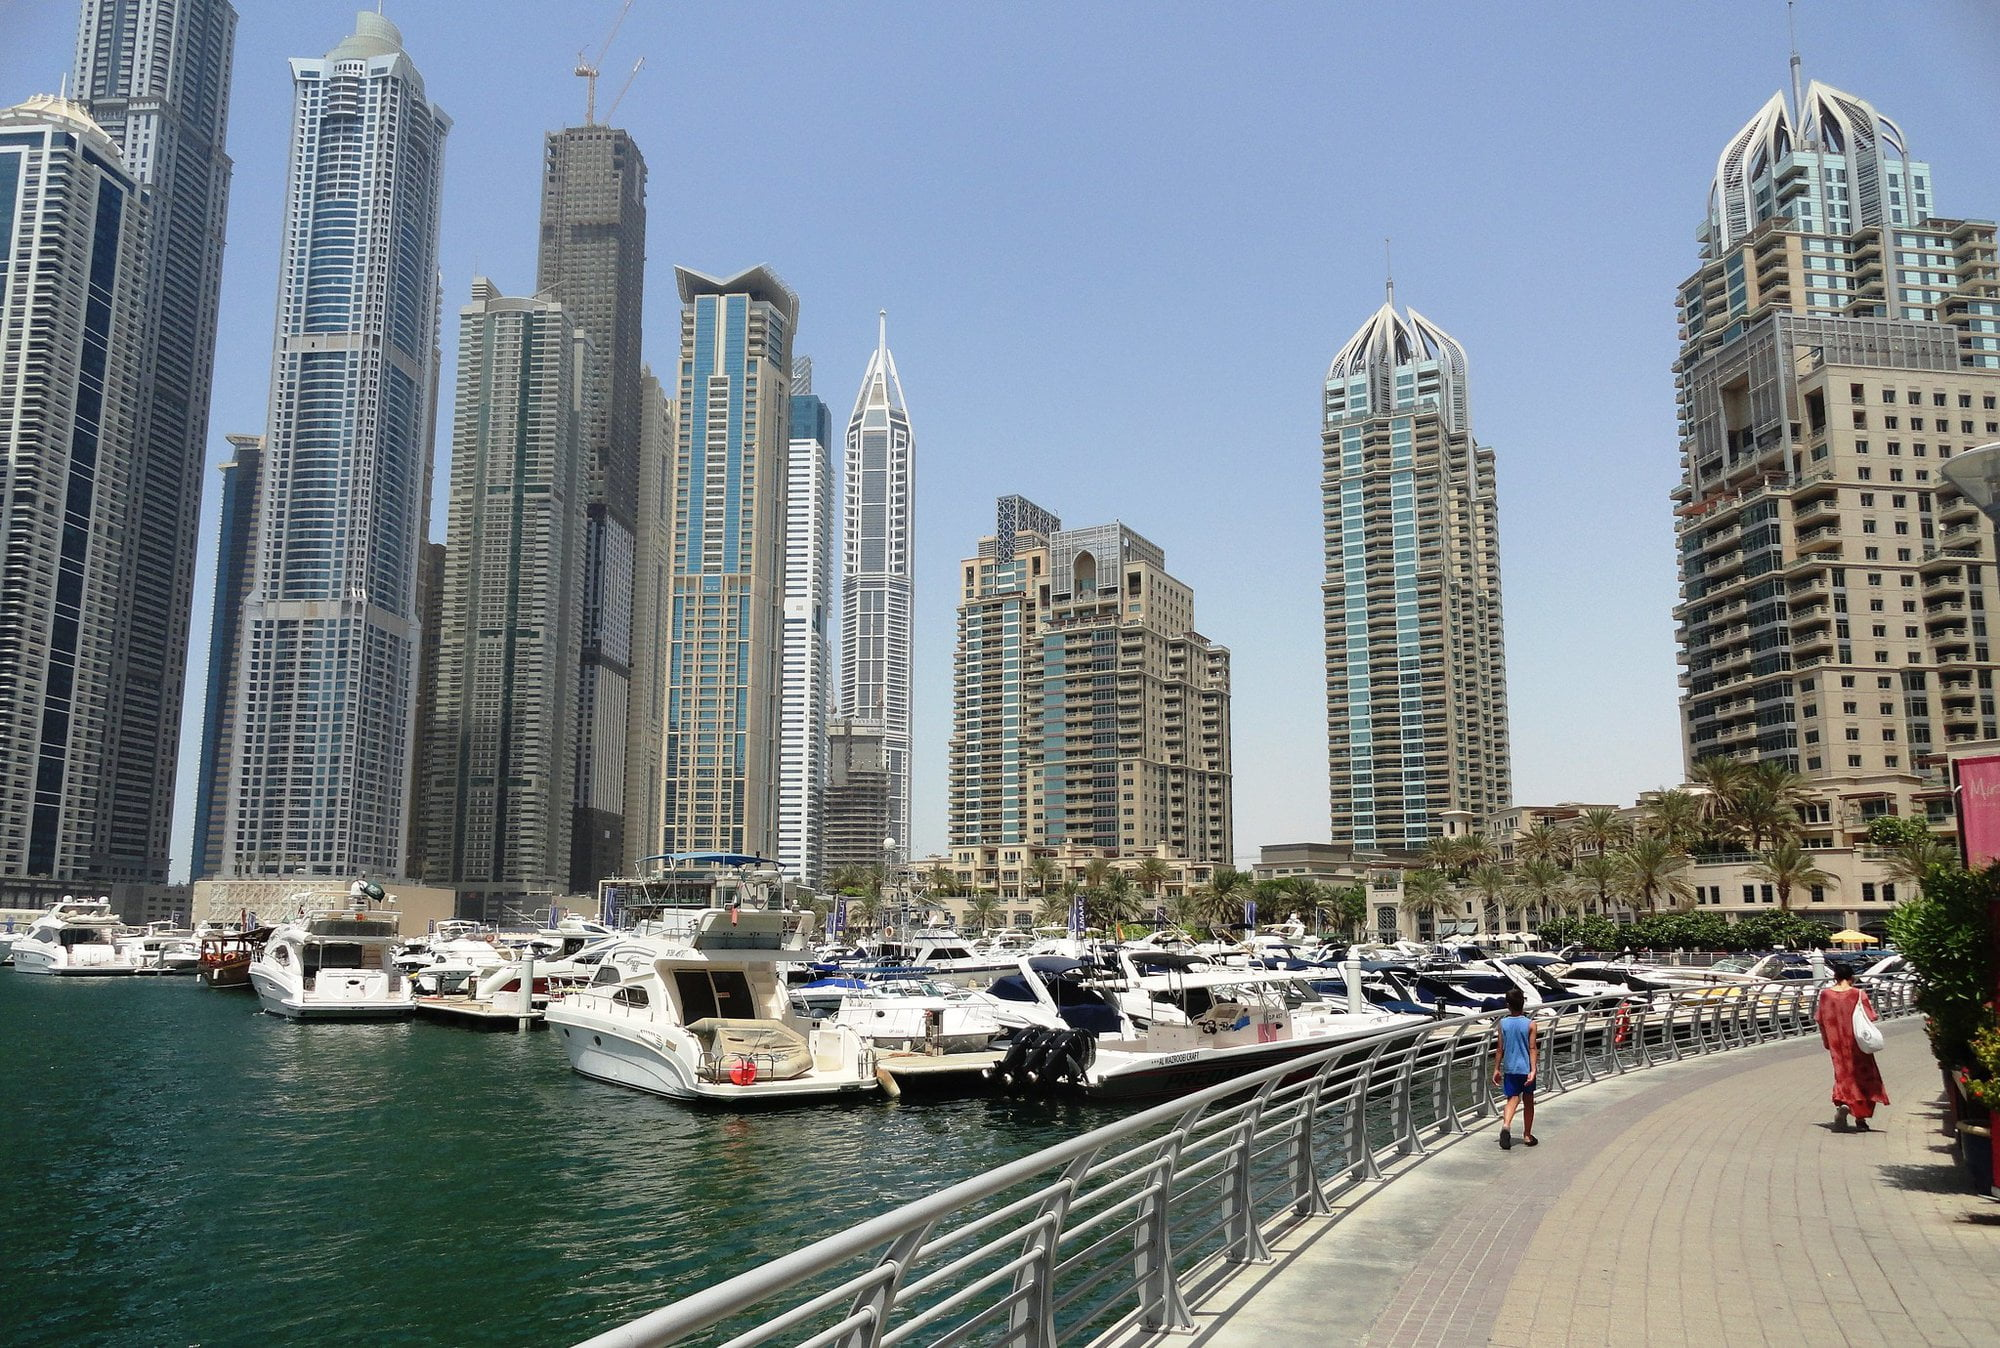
[1244,899,1257,930]
[1069,894,1086,935]
[1957,753,2000,868]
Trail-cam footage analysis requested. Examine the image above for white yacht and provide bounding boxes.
[547,866,878,1103]
[118,923,201,975]
[983,954,1425,1099]
[249,886,413,1020]
[821,979,1009,1054]
[11,898,145,975]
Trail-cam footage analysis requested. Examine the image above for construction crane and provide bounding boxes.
[605,57,645,125]
[574,0,635,126]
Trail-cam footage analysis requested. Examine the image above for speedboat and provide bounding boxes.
[248,886,413,1020]
[545,866,878,1104]
[10,898,145,975]
[982,954,1427,1100]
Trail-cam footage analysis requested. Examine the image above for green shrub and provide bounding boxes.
[1887,863,1999,1070]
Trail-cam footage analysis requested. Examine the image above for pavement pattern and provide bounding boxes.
[1173,1018,1999,1347]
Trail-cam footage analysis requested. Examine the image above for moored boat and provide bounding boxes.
[248,884,413,1020]
[198,926,274,988]
[10,898,144,976]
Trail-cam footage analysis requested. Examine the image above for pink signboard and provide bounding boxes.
[1954,753,2000,869]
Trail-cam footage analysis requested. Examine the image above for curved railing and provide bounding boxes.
[577,979,1918,1348]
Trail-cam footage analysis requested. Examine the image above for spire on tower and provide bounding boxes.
[1384,237,1394,306]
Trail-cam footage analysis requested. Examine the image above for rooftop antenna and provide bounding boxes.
[1787,0,1809,140]
[878,308,888,356]
[575,0,636,126]
[1384,237,1394,306]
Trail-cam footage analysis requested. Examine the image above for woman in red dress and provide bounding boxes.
[1814,960,1888,1130]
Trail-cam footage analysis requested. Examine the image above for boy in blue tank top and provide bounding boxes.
[1492,987,1537,1150]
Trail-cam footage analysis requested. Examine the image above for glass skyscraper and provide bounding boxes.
[422,282,587,904]
[72,0,237,889]
[0,95,146,903]
[781,370,834,888]
[1321,291,1510,851]
[217,13,448,879]
[661,265,798,861]
[840,316,915,863]
[535,121,647,893]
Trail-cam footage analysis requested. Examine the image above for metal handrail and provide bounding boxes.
[575,979,1916,1348]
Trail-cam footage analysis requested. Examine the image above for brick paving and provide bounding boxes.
[1171,1018,1999,1347]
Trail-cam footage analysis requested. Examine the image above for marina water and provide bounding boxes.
[3,974,1122,1346]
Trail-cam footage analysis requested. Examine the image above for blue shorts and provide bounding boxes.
[1502,1073,1535,1099]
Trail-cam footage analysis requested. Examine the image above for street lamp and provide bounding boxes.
[882,835,901,941]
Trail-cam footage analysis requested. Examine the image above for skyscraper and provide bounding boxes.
[948,497,1234,862]
[841,315,915,862]
[192,433,262,881]
[780,365,835,888]
[662,265,798,861]
[1674,71,2000,783]
[423,282,587,905]
[217,13,448,880]
[1321,291,1510,851]
[0,95,147,903]
[535,122,647,894]
[623,367,676,874]
[71,0,236,887]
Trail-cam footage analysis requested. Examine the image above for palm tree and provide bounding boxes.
[1082,856,1112,890]
[1641,788,1705,852]
[1421,835,1466,877]
[1881,836,1956,895]
[963,890,1003,935]
[1198,866,1256,930]
[851,890,886,933]
[1025,854,1059,907]
[925,863,962,898]
[1568,807,1631,860]
[1457,835,1498,872]
[1745,840,1836,911]
[1511,857,1568,930]
[1399,868,1452,937]
[1093,871,1140,932]
[1464,862,1512,932]
[1035,880,1077,929]
[1688,754,1751,834]
[1612,836,1695,913]
[1573,852,1619,915]
[1733,783,1801,852]
[1132,856,1171,913]
[1515,820,1570,867]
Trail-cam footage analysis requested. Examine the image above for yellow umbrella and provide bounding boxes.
[1828,928,1878,945]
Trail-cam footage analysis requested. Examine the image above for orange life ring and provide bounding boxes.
[1614,1004,1632,1046]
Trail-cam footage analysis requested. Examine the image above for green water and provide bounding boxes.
[0,974,1120,1346]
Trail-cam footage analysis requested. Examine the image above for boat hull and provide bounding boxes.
[547,1009,879,1104]
[198,958,254,989]
[249,967,412,1020]
[10,947,140,976]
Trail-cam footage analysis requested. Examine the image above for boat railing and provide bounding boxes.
[574,977,1919,1348]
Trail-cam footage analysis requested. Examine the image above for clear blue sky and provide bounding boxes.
[5,0,1999,879]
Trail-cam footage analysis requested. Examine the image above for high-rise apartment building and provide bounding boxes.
[841,316,914,860]
[1321,291,1510,851]
[422,282,588,905]
[661,265,798,860]
[948,497,1233,862]
[1674,73,2000,785]
[405,539,445,881]
[623,367,676,874]
[780,366,835,888]
[72,0,237,888]
[536,122,647,894]
[192,433,262,881]
[824,717,891,877]
[0,96,147,903]
[216,13,448,880]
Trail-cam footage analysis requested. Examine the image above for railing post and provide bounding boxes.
[1572,1002,1598,1085]
[1290,1066,1333,1218]
[1223,1087,1274,1265]
[1135,1109,1198,1333]
[1436,1020,1476,1135]
[1393,1034,1429,1157]
[836,1221,937,1348]
[1008,1154,1092,1347]
[1348,1037,1397,1182]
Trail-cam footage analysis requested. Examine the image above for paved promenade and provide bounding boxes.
[1180,1018,1999,1347]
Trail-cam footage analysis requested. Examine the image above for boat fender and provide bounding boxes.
[729,1057,758,1086]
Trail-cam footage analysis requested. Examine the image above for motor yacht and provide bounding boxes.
[820,978,1008,1054]
[545,862,878,1103]
[10,898,144,975]
[118,923,200,975]
[248,885,413,1019]
[982,953,1426,1100]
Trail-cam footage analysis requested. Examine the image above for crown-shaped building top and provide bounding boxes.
[1324,289,1470,436]
[1703,77,1931,257]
